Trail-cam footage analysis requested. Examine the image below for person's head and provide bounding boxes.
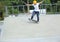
[33,0,37,5]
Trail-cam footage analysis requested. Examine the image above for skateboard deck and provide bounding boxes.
[28,18,38,23]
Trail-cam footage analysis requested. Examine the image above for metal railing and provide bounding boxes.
[5,5,26,15]
[5,4,60,16]
[40,4,60,14]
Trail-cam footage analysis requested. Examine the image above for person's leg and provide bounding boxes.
[36,12,39,22]
[31,11,35,20]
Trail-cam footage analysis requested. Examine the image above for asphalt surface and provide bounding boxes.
[0,14,60,42]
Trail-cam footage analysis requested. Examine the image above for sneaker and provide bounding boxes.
[35,21,39,23]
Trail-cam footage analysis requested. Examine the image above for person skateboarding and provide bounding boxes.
[27,0,43,23]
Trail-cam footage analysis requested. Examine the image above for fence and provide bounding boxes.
[5,4,60,16]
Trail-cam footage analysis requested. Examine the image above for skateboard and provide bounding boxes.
[28,18,38,23]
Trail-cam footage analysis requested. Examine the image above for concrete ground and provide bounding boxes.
[0,14,60,42]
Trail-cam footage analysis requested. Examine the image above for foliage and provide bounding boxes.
[0,0,60,15]
[0,2,5,12]
[57,1,60,12]
[44,0,51,4]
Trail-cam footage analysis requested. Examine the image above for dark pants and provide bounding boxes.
[31,11,39,22]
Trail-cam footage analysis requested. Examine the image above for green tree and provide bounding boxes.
[44,0,51,4]
[0,2,5,20]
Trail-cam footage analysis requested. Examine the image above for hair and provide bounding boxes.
[33,0,37,4]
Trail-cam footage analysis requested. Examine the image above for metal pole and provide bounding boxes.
[51,4,52,13]
[56,4,57,14]
[12,6,14,15]
[5,6,9,16]
[17,6,19,14]
[23,5,25,13]
[27,0,29,13]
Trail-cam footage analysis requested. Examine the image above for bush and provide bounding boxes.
[57,1,60,12]
[0,2,4,20]
[14,9,18,15]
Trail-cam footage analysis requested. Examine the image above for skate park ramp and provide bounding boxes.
[0,14,60,42]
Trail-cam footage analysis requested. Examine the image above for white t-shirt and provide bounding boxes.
[32,3,40,12]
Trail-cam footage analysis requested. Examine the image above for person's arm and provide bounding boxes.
[38,1,43,4]
[26,4,32,6]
